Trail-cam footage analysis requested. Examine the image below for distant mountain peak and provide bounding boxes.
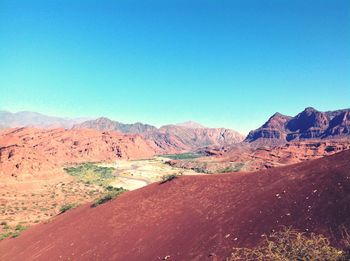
[176,121,206,129]
[95,117,116,122]
[245,107,350,145]
[271,112,283,117]
[304,106,317,112]
[0,110,89,129]
[269,112,290,119]
[300,107,320,115]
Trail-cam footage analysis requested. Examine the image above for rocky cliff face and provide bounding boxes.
[323,110,350,137]
[0,127,158,178]
[145,125,244,152]
[245,107,350,145]
[246,113,292,143]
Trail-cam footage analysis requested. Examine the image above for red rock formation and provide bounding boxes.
[245,107,350,145]
[169,140,350,173]
[0,127,158,179]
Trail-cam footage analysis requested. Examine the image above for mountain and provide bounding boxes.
[0,127,158,179]
[0,111,89,129]
[74,118,244,151]
[1,150,349,260]
[148,125,244,151]
[72,117,157,134]
[1,111,244,152]
[245,107,350,145]
[175,121,206,129]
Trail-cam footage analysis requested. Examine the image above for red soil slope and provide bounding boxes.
[0,150,349,260]
[0,127,158,179]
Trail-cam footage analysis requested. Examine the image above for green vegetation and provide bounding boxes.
[160,153,204,160]
[59,203,76,214]
[15,224,26,232]
[64,163,116,187]
[0,231,14,240]
[192,167,209,174]
[160,174,178,184]
[0,223,27,240]
[228,227,347,261]
[91,187,127,208]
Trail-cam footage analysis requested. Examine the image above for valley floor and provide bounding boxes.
[103,156,204,190]
[0,156,203,239]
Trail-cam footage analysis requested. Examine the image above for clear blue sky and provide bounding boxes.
[1,0,349,134]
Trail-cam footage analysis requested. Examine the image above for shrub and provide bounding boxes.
[228,227,344,261]
[0,232,13,240]
[160,174,177,184]
[91,187,127,208]
[59,204,75,214]
[64,163,116,187]
[339,226,350,260]
[91,194,113,207]
[105,185,116,191]
[15,224,26,232]
[11,232,20,238]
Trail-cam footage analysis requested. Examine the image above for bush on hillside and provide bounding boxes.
[91,187,127,208]
[228,227,345,261]
[59,203,76,214]
[160,174,178,184]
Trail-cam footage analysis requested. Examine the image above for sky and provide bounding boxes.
[0,0,349,134]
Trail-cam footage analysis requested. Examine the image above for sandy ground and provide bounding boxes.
[101,157,204,190]
[0,170,104,232]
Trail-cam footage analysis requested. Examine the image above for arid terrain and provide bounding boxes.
[2,0,348,258]
[0,108,349,260]
[0,127,161,178]
[0,150,349,260]
[102,157,203,190]
[168,140,350,173]
[0,126,202,237]
[0,127,158,237]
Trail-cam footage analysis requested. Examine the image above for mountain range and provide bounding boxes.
[2,107,350,150]
[0,111,88,129]
[73,117,244,151]
[245,107,350,145]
